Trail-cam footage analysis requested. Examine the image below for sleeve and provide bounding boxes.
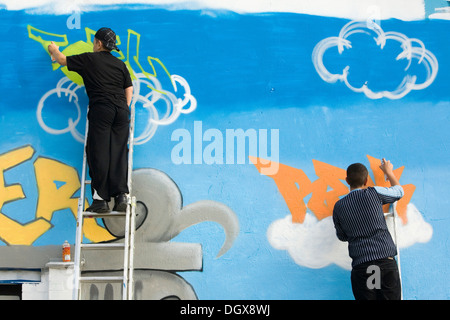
[123,64,133,89]
[374,185,404,204]
[66,53,90,73]
[332,205,348,242]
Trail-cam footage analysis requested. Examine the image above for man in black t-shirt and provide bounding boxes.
[48,27,133,213]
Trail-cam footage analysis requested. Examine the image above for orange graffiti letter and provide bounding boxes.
[250,156,312,223]
[308,160,348,220]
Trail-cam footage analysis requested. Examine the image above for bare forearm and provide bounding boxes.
[53,51,67,66]
[125,86,133,106]
[385,171,400,186]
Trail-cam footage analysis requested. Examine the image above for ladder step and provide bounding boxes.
[82,211,127,218]
[79,276,124,283]
[85,180,91,184]
[80,243,125,250]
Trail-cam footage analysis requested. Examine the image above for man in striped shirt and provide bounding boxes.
[333,159,404,300]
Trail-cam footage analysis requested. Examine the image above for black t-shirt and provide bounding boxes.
[67,51,132,109]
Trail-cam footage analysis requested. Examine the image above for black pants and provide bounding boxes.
[86,104,129,202]
[351,257,401,300]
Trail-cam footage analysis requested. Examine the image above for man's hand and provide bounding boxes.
[47,41,67,66]
[48,41,59,54]
[379,158,400,186]
[379,158,393,174]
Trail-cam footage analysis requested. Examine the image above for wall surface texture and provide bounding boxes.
[0,0,449,299]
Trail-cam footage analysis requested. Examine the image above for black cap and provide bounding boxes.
[95,27,120,52]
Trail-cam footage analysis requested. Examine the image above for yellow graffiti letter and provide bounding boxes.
[0,145,34,208]
[0,145,52,245]
[34,157,114,242]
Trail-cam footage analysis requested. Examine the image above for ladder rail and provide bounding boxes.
[124,98,136,300]
[127,99,135,197]
[73,113,90,300]
[390,202,403,300]
[121,197,131,300]
[385,202,403,300]
[127,196,137,299]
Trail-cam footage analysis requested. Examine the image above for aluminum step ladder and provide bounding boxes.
[73,104,136,300]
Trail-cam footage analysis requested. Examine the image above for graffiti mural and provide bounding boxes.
[0,145,112,245]
[251,155,432,270]
[81,168,239,299]
[1,11,239,299]
[0,0,449,300]
[28,25,197,144]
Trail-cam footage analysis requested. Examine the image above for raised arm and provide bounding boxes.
[379,158,400,187]
[48,41,67,66]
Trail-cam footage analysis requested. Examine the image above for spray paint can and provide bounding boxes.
[62,240,71,262]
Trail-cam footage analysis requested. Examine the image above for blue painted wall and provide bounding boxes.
[0,4,448,299]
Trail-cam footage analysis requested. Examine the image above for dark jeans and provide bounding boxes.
[86,103,130,201]
[351,257,401,300]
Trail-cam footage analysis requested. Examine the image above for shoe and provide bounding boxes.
[86,200,110,213]
[113,193,128,212]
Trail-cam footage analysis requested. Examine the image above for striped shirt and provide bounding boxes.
[332,186,404,267]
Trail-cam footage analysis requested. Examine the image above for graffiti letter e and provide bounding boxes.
[366,265,381,290]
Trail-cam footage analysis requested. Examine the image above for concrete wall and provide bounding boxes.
[0,0,449,299]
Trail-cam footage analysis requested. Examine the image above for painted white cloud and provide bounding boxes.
[268,203,433,270]
[36,73,196,144]
[268,212,351,269]
[312,20,439,99]
[0,0,426,20]
[385,203,433,248]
